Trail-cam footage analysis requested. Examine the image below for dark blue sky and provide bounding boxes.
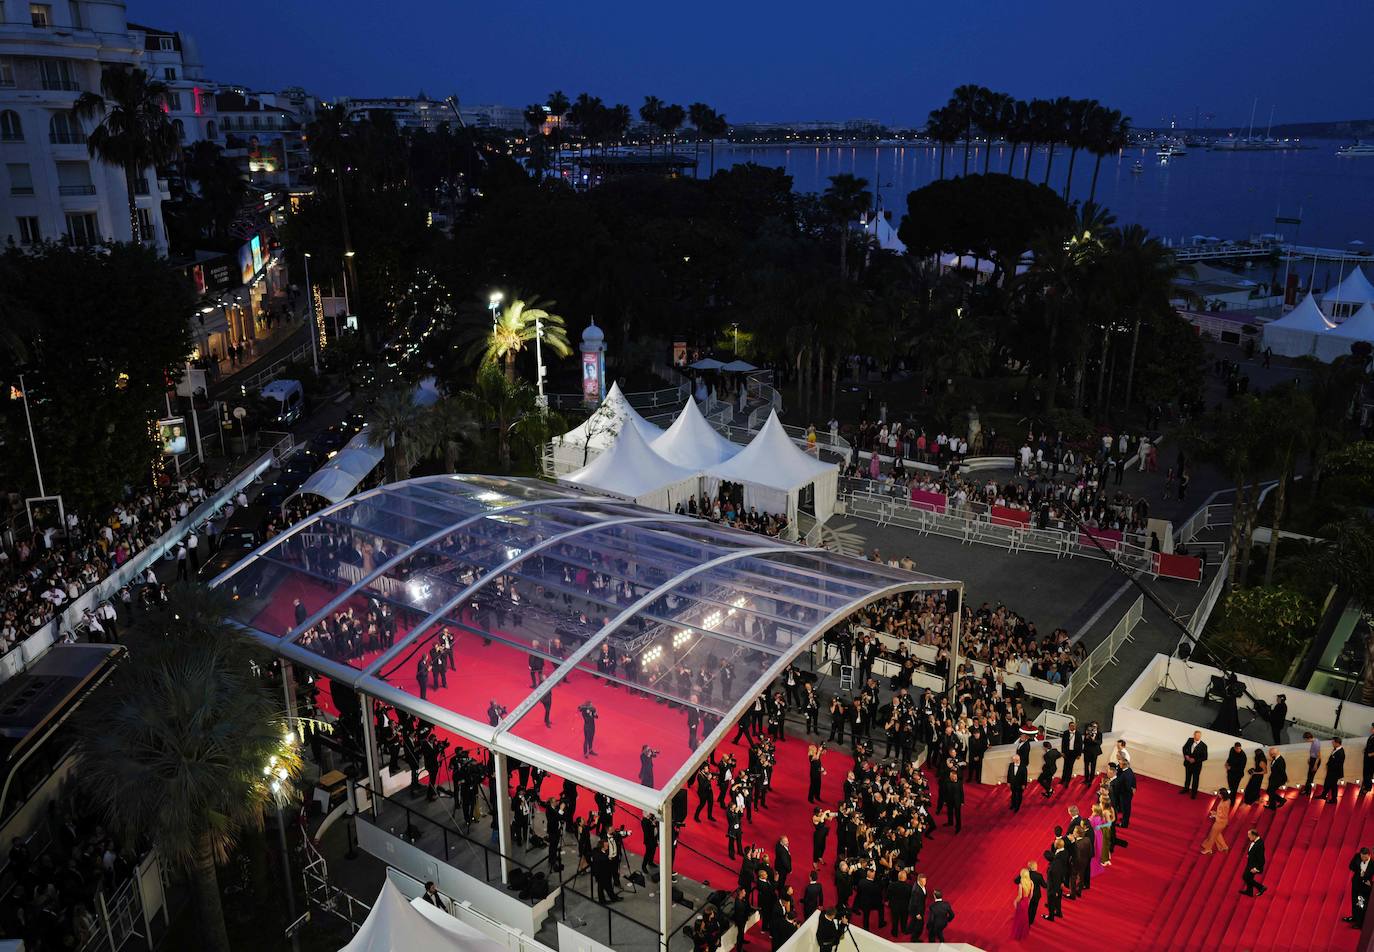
[134,0,1374,128]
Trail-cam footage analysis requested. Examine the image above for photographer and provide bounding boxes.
[639,744,660,787]
[640,812,659,874]
[487,700,507,727]
[817,907,848,952]
[580,701,598,757]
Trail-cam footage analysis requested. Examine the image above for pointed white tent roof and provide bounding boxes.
[1263,293,1336,359]
[553,381,663,453]
[1272,292,1337,331]
[1323,266,1374,308]
[705,410,835,492]
[341,880,506,952]
[653,398,743,468]
[1331,301,1374,341]
[559,419,699,506]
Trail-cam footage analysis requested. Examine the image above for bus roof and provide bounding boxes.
[0,644,123,763]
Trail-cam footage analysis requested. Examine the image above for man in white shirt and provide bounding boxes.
[187,530,200,571]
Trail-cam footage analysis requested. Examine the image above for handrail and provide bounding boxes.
[1057,595,1144,714]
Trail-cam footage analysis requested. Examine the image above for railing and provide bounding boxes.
[621,385,684,411]
[1187,553,1229,641]
[841,488,1158,574]
[49,131,87,145]
[57,184,95,195]
[1057,595,1144,714]
[229,340,313,394]
[302,852,371,934]
[41,78,81,92]
[9,186,34,195]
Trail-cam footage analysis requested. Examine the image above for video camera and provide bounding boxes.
[579,702,598,717]
[643,747,661,758]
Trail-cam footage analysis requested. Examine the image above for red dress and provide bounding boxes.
[1011,892,1030,940]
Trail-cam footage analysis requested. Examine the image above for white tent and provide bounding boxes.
[689,357,725,370]
[285,429,383,509]
[720,359,758,372]
[1261,293,1335,358]
[653,398,743,469]
[704,410,839,533]
[549,382,664,474]
[559,420,700,511]
[1316,301,1374,362]
[341,880,507,952]
[1321,265,1374,320]
[861,214,906,253]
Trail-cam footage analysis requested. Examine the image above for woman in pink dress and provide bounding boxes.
[1011,868,1032,940]
[1090,804,1109,874]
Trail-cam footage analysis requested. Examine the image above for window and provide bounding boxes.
[0,111,21,142]
[0,60,15,88]
[136,208,153,241]
[16,217,40,244]
[39,60,77,92]
[49,112,84,145]
[55,160,93,195]
[172,119,184,140]
[251,116,261,130]
[205,120,217,139]
[158,37,174,51]
[65,212,98,246]
[30,4,52,28]
[165,92,182,111]
[163,67,176,81]
[7,163,33,196]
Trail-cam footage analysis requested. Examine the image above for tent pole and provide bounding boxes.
[492,751,513,885]
[280,660,298,733]
[948,582,964,697]
[360,695,383,816]
[658,810,673,952]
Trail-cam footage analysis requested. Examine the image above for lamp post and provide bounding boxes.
[267,743,301,952]
[534,317,546,407]
[302,253,318,374]
[488,290,504,328]
[16,374,45,496]
[731,322,739,356]
[342,250,356,317]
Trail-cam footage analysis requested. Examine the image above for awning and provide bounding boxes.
[285,430,383,507]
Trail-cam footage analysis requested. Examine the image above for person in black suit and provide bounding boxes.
[1265,748,1288,809]
[1363,724,1374,793]
[1081,722,1102,783]
[855,867,885,931]
[1026,861,1047,925]
[1108,762,1134,828]
[1346,847,1373,926]
[1322,738,1346,803]
[774,836,792,889]
[1038,742,1060,798]
[802,871,824,922]
[1240,829,1267,896]
[887,869,912,938]
[907,873,927,939]
[1181,731,1208,798]
[1060,721,1082,785]
[1044,839,1068,920]
[925,891,954,942]
[730,887,755,952]
[1226,741,1248,796]
[816,908,846,952]
[1007,754,1027,812]
[1270,694,1288,745]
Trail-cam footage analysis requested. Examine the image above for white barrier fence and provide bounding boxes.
[0,435,293,686]
[1056,595,1145,715]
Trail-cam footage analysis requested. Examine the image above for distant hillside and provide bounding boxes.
[1266,119,1374,139]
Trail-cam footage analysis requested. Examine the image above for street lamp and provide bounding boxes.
[731,322,739,356]
[488,290,504,327]
[342,251,356,317]
[266,742,301,952]
[302,253,318,374]
[533,317,546,407]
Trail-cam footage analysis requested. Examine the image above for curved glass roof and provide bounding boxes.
[212,475,958,810]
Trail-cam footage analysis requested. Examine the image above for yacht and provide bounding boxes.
[1156,145,1187,158]
[1131,161,1144,174]
[1337,142,1374,157]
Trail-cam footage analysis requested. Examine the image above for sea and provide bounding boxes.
[695,140,1374,256]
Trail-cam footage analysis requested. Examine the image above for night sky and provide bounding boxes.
[131,0,1374,128]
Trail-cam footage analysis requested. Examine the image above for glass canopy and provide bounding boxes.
[212,475,959,810]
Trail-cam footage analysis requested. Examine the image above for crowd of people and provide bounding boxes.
[676,493,790,539]
[0,474,221,656]
[0,799,145,951]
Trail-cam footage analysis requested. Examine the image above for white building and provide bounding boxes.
[458,102,524,131]
[336,93,460,133]
[0,0,203,254]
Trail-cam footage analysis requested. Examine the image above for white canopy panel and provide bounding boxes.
[720,359,758,372]
[286,431,383,507]
[559,420,700,511]
[1262,293,1335,358]
[1316,301,1374,362]
[705,410,839,526]
[689,357,725,370]
[1322,265,1374,311]
[652,398,743,469]
[341,880,506,952]
[550,382,664,473]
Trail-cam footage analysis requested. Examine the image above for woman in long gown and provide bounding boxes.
[1099,805,1116,865]
[1011,868,1033,941]
[1243,749,1268,805]
[1090,805,1109,873]
[1201,789,1232,854]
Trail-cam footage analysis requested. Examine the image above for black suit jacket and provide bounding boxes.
[1007,761,1027,787]
[1327,748,1346,780]
[1047,849,1069,888]
[1226,749,1247,775]
[1268,756,1288,790]
[1061,730,1082,757]
[927,900,954,932]
[907,883,927,918]
[1351,854,1374,888]
[1247,838,1266,873]
[817,915,844,947]
[1183,738,1208,764]
[775,844,793,877]
[1028,869,1047,901]
[802,882,824,914]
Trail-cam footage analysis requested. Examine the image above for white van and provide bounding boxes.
[259,379,305,426]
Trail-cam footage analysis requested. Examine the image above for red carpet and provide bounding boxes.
[266,581,1373,950]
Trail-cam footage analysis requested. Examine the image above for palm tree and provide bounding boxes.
[608,104,632,147]
[183,141,247,241]
[688,102,712,177]
[420,397,481,473]
[1025,98,1054,180]
[948,84,985,177]
[703,110,728,176]
[1087,107,1130,203]
[639,96,664,155]
[1004,99,1031,177]
[366,388,428,481]
[1109,224,1192,409]
[464,293,572,383]
[457,362,553,472]
[926,106,959,180]
[980,91,1013,174]
[656,103,686,157]
[823,173,871,279]
[1060,98,1096,199]
[547,90,570,178]
[523,104,547,179]
[1040,97,1072,187]
[74,67,179,244]
[73,587,300,952]
[1258,384,1315,587]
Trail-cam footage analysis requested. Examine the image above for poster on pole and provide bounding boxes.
[158,417,188,456]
